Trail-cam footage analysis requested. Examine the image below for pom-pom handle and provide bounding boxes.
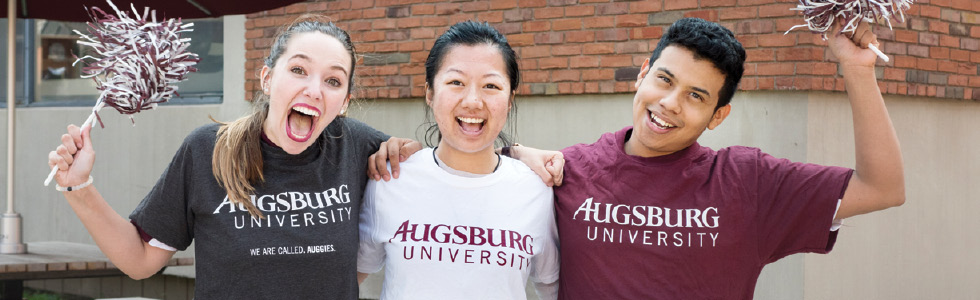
[868,43,889,62]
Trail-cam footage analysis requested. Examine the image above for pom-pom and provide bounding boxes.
[72,0,200,127]
[786,0,913,35]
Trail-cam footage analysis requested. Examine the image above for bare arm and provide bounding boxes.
[499,145,565,187]
[367,137,422,181]
[357,272,370,285]
[827,21,906,220]
[49,124,175,279]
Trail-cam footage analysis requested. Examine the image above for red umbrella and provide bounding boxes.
[0,0,307,254]
[2,0,306,22]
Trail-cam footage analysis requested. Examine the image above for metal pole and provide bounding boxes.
[1,0,27,254]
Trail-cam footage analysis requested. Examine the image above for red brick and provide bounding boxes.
[884,68,906,81]
[971,76,980,87]
[476,11,504,23]
[422,16,449,27]
[757,33,797,47]
[973,51,980,63]
[631,27,663,39]
[522,46,551,58]
[775,48,814,61]
[398,41,424,52]
[615,41,649,54]
[617,14,648,27]
[917,58,938,71]
[414,4,435,15]
[930,47,950,59]
[664,0,697,11]
[566,5,596,17]
[603,55,635,67]
[364,8,386,19]
[940,35,960,47]
[737,0,775,5]
[630,1,662,13]
[435,3,462,15]
[929,21,950,34]
[397,18,422,29]
[597,3,629,15]
[584,16,616,28]
[597,29,629,41]
[524,71,549,83]
[520,0,547,7]
[740,77,758,90]
[737,35,759,47]
[736,20,774,34]
[535,7,564,19]
[553,70,581,82]
[284,3,307,14]
[565,31,596,43]
[747,49,775,62]
[553,19,581,31]
[461,1,490,12]
[955,62,975,75]
[684,10,719,22]
[508,33,534,47]
[812,62,837,75]
[410,28,436,39]
[972,26,980,38]
[703,0,737,7]
[584,43,615,55]
[758,62,795,75]
[570,56,600,68]
[951,49,971,62]
[719,7,757,20]
[920,5,941,19]
[895,30,918,43]
[949,75,969,86]
[539,57,569,69]
[582,69,614,81]
[759,3,797,17]
[534,32,563,44]
[490,0,518,10]
[952,0,972,10]
[525,20,552,32]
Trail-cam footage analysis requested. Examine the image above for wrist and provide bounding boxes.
[500,143,522,158]
[56,176,94,192]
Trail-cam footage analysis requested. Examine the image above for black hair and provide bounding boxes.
[421,21,519,147]
[649,18,745,109]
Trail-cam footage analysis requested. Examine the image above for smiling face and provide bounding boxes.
[625,45,732,158]
[260,32,352,154]
[427,44,512,158]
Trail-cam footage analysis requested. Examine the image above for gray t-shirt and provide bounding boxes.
[130,117,388,299]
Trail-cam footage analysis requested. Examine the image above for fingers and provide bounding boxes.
[80,123,94,152]
[546,154,565,187]
[67,124,83,150]
[48,150,69,171]
[373,141,392,181]
[367,153,382,181]
[386,140,401,179]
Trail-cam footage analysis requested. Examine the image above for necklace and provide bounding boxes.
[432,147,501,173]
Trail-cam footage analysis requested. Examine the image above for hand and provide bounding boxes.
[48,124,96,187]
[827,17,880,68]
[512,145,564,187]
[367,137,422,181]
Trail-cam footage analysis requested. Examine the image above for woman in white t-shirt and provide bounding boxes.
[356,21,559,300]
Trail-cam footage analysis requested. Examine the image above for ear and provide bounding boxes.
[508,90,515,111]
[342,93,351,111]
[707,104,731,130]
[259,65,272,94]
[635,58,652,89]
[424,82,433,106]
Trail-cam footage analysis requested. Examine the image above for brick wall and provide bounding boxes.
[244,0,980,101]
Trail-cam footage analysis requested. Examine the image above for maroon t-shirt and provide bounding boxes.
[555,127,852,299]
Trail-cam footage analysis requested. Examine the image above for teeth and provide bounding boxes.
[293,106,319,117]
[650,113,675,128]
[457,117,484,124]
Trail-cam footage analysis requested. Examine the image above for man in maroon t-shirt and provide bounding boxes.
[507,18,905,299]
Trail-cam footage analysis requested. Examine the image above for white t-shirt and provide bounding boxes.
[358,148,559,300]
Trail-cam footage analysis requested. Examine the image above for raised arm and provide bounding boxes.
[48,124,175,279]
[500,144,565,187]
[827,20,906,220]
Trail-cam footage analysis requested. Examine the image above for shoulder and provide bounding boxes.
[182,123,220,149]
[561,127,627,161]
[500,156,550,189]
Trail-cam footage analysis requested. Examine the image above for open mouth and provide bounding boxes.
[649,111,677,130]
[457,116,485,135]
[286,104,321,142]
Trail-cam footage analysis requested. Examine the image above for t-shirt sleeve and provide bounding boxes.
[753,149,853,263]
[342,117,390,156]
[128,127,207,251]
[357,179,386,274]
[530,189,560,285]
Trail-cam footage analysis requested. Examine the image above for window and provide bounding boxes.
[0,17,223,107]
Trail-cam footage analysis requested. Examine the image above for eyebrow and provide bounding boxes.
[656,67,711,97]
[288,54,349,76]
[445,68,504,79]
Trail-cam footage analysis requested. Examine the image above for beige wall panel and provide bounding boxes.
[804,93,980,299]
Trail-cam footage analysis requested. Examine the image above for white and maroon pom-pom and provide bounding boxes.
[45,0,200,186]
[786,0,914,61]
[72,0,200,127]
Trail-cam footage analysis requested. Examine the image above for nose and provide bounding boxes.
[659,91,681,115]
[303,77,323,101]
[460,86,483,109]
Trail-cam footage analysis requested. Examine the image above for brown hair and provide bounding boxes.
[211,15,356,218]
